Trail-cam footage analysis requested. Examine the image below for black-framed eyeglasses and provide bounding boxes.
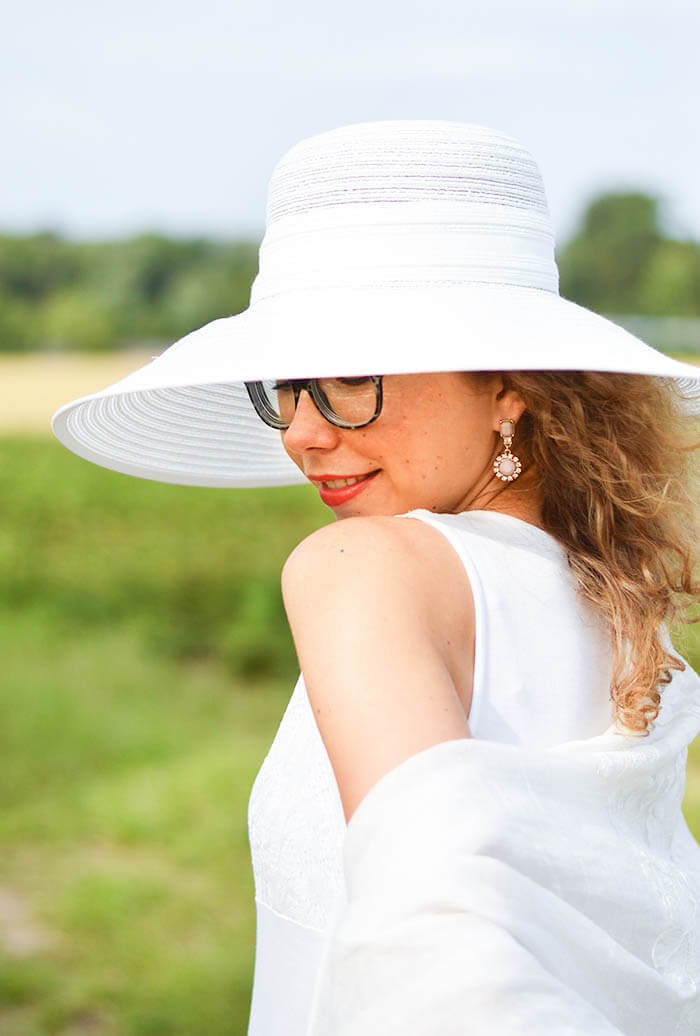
[245,376,383,430]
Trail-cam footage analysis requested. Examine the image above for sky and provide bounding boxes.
[4,0,700,247]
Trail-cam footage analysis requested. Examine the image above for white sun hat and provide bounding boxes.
[51,120,700,488]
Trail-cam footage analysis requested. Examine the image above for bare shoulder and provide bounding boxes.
[282,516,474,820]
[283,513,419,570]
[283,514,469,620]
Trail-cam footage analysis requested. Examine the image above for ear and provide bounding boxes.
[493,384,527,431]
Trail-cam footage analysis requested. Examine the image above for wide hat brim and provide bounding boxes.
[51,283,699,488]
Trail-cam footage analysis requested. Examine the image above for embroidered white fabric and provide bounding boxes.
[247,510,700,1035]
[248,673,346,932]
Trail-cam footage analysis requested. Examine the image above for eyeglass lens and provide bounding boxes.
[262,378,379,427]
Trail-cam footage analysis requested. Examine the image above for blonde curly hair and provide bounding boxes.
[489,371,698,735]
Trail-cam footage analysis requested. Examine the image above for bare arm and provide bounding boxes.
[281,516,474,821]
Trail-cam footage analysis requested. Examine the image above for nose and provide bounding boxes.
[281,389,340,454]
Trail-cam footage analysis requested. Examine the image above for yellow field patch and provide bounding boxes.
[0,350,154,434]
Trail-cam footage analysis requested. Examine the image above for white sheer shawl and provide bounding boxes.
[308,663,700,1035]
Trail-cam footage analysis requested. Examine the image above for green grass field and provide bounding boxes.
[1,437,699,1035]
[0,439,330,1034]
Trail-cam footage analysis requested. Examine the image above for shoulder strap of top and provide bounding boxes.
[397,509,575,739]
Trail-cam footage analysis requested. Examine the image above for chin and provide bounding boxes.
[326,497,390,520]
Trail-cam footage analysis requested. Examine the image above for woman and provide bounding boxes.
[53,122,700,1034]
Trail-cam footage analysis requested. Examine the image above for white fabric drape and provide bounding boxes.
[308,664,700,1035]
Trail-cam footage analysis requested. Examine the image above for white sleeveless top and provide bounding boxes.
[247,509,616,1034]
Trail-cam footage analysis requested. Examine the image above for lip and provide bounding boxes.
[309,470,380,507]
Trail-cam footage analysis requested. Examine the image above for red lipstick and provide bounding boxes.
[311,471,380,507]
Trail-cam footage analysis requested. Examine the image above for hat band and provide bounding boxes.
[251,202,559,301]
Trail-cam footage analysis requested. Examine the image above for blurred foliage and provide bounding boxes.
[0,438,330,1034]
[0,232,258,352]
[0,439,328,691]
[2,190,700,352]
[558,192,700,317]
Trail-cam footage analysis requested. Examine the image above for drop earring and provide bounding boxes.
[493,419,522,482]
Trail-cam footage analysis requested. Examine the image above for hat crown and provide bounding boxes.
[252,121,560,300]
[266,120,551,224]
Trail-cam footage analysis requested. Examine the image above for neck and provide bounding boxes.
[463,467,544,529]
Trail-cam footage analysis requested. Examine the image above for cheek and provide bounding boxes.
[280,437,304,470]
[412,420,494,488]
[391,428,455,486]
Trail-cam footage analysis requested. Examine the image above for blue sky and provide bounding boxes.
[4,0,699,246]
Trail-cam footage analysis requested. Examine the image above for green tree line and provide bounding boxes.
[558,193,700,318]
[1,192,699,352]
[0,235,258,352]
